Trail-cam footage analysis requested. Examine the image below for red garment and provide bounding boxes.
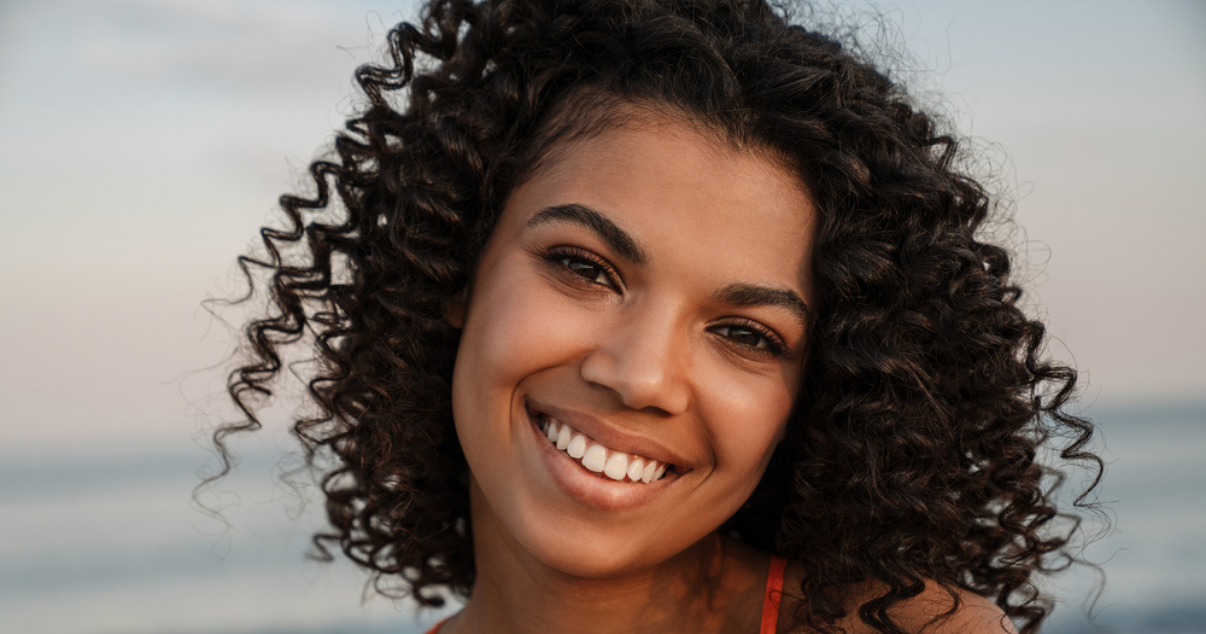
[425,555,787,634]
[760,555,787,633]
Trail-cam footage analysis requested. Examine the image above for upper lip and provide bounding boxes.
[525,397,692,471]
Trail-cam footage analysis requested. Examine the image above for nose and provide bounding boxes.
[579,304,691,416]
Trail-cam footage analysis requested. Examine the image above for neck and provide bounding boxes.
[447,483,766,634]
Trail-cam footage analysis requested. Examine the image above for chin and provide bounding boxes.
[470,473,706,580]
[515,518,683,579]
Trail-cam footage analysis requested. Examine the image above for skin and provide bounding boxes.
[446,111,814,633]
[442,108,1014,634]
[774,564,1019,634]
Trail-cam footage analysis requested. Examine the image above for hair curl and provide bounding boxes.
[213,0,1102,632]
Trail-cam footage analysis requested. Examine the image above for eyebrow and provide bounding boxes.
[527,203,809,325]
[715,283,811,326]
[526,204,649,265]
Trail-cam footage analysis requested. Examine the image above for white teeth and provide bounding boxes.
[556,423,572,450]
[603,453,629,480]
[582,445,607,473]
[537,412,673,484]
[566,434,587,459]
[626,458,645,482]
[640,460,657,483]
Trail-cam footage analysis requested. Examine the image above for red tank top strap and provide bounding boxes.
[760,555,788,634]
[424,617,448,634]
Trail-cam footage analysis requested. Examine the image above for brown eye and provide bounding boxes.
[560,257,610,285]
[542,246,619,289]
[710,321,788,358]
[715,324,770,349]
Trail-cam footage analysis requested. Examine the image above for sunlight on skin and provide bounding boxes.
[445,111,814,634]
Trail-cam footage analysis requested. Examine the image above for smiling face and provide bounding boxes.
[450,110,816,578]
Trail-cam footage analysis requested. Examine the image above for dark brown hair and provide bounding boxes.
[212,0,1101,632]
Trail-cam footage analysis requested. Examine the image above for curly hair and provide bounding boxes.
[213,0,1101,632]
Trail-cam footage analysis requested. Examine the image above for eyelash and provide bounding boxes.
[541,246,620,289]
[539,246,788,358]
[710,319,788,358]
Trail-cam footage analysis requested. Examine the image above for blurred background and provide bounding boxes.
[1,0,1202,632]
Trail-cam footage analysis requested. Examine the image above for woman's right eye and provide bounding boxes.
[543,247,618,289]
[560,257,609,285]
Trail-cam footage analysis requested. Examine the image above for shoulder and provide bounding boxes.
[776,561,1016,634]
[876,582,1017,634]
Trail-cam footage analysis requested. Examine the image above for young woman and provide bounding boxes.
[215,0,1100,632]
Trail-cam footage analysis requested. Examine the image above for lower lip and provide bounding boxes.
[526,411,676,512]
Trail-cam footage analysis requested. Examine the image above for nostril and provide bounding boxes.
[579,345,690,416]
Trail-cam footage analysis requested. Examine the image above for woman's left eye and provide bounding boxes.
[711,323,786,356]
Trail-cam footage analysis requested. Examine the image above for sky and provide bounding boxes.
[0,0,1203,457]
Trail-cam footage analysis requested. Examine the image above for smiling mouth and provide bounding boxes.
[530,411,676,484]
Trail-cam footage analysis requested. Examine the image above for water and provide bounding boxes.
[1042,400,1206,634]
[1,401,1201,633]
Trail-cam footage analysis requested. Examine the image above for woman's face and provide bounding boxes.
[450,111,816,578]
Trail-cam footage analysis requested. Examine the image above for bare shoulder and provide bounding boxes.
[776,561,1017,634]
[882,582,1017,634]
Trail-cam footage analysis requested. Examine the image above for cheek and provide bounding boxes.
[452,260,594,421]
[704,370,796,477]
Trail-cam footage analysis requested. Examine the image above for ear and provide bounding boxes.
[444,287,468,329]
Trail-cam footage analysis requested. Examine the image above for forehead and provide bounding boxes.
[502,114,816,294]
